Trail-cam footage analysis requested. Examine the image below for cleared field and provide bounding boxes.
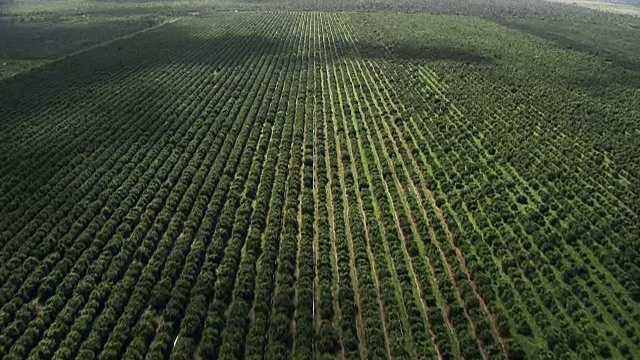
[0,9,639,360]
[548,0,640,15]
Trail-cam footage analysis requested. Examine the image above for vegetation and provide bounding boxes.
[0,0,639,359]
[0,11,166,79]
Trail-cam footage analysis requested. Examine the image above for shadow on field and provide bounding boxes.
[390,43,490,63]
[498,18,640,73]
[0,19,282,198]
[0,21,281,118]
[497,18,640,97]
[333,38,492,64]
[0,16,161,60]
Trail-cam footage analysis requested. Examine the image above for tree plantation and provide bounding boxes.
[0,1,639,359]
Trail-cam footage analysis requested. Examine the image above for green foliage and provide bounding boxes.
[0,5,639,360]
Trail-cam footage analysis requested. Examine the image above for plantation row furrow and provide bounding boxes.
[332,14,429,360]
[263,12,313,360]
[348,50,479,360]
[352,30,532,346]
[341,17,510,358]
[0,18,240,204]
[215,12,307,360]
[336,14,502,360]
[2,11,290,360]
[311,13,344,359]
[292,12,318,360]
[402,107,588,358]
[432,65,637,213]
[0,13,258,303]
[318,15,358,359]
[241,12,307,360]
[437,66,640,311]
[320,12,383,359]
[368,53,588,358]
[334,19,470,360]
[325,13,398,359]
[0,23,245,335]
[4,10,638,360]
[51,22,278,360]
[329,14,431,360]
[407,64,639,357]
[416,62,640,303]
[0,17,251,224]
[357,24,637,357]
[0,18,253,275]
[373,73,509,358]
[175,13,302,360]
[0,26,248,307]
[416,113,576,354]
[345,68,466,359]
